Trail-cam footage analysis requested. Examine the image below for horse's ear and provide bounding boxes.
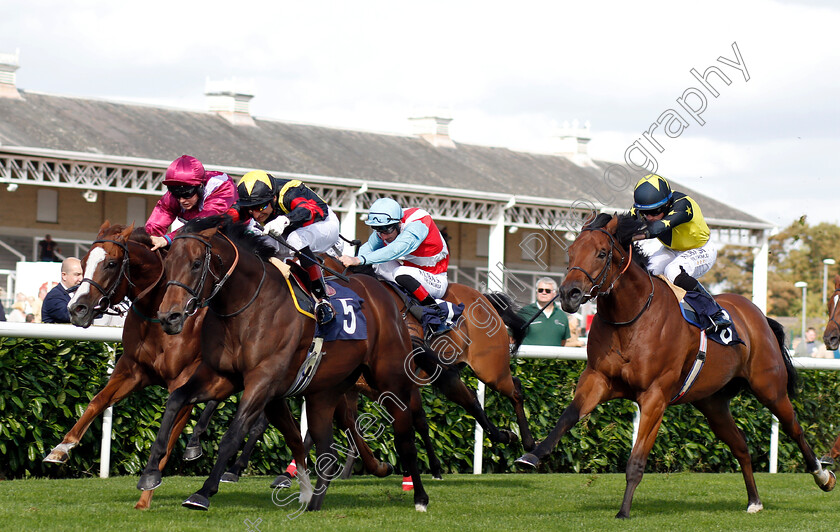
[97,220,112,238]
[198,227,219,239]
[120,223,135,241]
[834,273,840,289]
[605,215,620,233]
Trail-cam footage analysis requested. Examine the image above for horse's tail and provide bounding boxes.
[483,292,528,355]
[767,316,799,398]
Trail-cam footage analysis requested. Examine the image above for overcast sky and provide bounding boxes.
[2,0,838,229]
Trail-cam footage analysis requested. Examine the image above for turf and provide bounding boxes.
[0,472,837,531]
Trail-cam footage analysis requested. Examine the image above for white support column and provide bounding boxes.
[752,231,769,313]
[99,343,117,478]
[339,184,366,255]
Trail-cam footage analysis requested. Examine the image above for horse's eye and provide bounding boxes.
[106,260,117,269]
[191,259,202,270]
[597,250,607,259]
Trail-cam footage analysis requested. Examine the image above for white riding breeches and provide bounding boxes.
[646,239,717,283]
[285,209,341,254]
[373,261,449,299]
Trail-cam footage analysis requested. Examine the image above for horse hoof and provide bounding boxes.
[432,474,443,480]
[502,430,519,445]
[271,473,292,489]
[821,470,836,492]
[819,455,835,467]
[182,493,210,511]
[43,450,69,464]
[415,503,428,512]
[220,472,239,483]
[183,445,203,461]
[514,453,539,469]
[747,502,763,513]
[137,471,162,491]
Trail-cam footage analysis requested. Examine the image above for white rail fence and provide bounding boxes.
[3,322,840,477]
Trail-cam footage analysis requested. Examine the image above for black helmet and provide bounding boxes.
[633,174,672,212]
[236,170,276,207]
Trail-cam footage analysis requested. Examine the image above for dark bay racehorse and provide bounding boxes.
[820,274,840,464]
[46,222,211,510]
[516,213,835,518]
[137,216,429,512]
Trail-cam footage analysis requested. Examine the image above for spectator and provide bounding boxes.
[518,277,570,347]
[38,234,62,262]
[25,313,34,323]
[41,257,83,323]
[793,327,819,357]
[0,297,5,322]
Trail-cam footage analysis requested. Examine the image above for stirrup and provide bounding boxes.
[314,300,335,325]
[705,311,732,332]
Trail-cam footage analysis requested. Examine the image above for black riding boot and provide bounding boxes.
[674,269,732,332]
[395,274,450,336]
[300,247,335,325]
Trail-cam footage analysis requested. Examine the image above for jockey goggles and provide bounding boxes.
[375,223,400,235]
[167,184,202,199]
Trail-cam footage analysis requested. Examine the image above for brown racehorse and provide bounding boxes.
[136,216,428,512]
[516,213,835,518]
[820,274,840,464]
[47,222,211,510]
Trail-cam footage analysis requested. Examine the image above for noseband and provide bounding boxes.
[569,226,654,326]
[166,231,265,318]
[79,238,133,316]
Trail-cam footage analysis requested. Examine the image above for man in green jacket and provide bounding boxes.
[518,277,570,347]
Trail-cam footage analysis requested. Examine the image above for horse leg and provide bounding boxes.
[45,365,144,463]
[411,386,442,479]
[264,398,312,501]
[615,393,667,519]
[517,368,612,467]
[383,389,429,511]
[471,357,535,452]
[220,412,269,483]
[183,400,220,461]
[753,382,836,492]
[137,367,235,491]
[820,433,840,466]
[134,403,194,510]
[693,394,762,513]
[182,387,273,511]
[333,390,394,478]
[304,393,342,511]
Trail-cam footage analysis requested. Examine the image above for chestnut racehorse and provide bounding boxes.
[820,274,840,464]
[136,216,428,512]
[516,213,835,518]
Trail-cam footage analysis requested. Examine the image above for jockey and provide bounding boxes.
[235,170,340,325]
[146,155,238,251]
[338,198,451,335]
[631,173,732,332]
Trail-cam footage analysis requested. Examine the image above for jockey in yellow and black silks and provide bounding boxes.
[234,171,341,325]
[630,173,731,332]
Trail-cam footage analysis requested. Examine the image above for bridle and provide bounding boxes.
[827,289,840,335]
[79,238,134,317]
[568,226,654,326]
[165,231,265,318]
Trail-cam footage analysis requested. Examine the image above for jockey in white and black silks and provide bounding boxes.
[145,155,238,251]
[234,170,340,325]
[338,197,451,335]
[631,173,732,332]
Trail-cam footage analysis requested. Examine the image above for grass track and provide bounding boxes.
[1,472,837,531]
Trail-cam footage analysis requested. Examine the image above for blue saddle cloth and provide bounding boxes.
[680,292,743,346]
[314,281,367,342]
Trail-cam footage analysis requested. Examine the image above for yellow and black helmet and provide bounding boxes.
[633,174,673,212]
[236,171,277,207]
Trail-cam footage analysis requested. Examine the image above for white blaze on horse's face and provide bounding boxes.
[71,246,107,305]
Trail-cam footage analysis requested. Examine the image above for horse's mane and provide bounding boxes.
[180,215,277,261]
[583,212,650,270]
[130,227,153,247]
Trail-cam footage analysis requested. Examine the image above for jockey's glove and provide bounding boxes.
[265,215,291,234]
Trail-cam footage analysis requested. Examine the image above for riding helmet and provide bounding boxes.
[236,171,277,207]
[365,198,403,226]
[162,155,206,186]
[633,174,673,211]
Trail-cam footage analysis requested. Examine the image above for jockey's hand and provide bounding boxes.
[264,215,290,235]
[339,255,362,268]
[150,236,169,251]
[632,229,650,241]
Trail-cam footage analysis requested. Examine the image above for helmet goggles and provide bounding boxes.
[168,184,202,199]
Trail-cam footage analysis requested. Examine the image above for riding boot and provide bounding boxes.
[395,274,450,336]
[674,269,732,332]
[300,247,335,325]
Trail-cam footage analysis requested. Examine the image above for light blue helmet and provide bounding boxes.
[365,198,403,226]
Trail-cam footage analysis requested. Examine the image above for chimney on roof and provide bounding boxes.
[0,49,22,100]
[554,119,594,167]
[205,78,256,127]
[409,113,456,148]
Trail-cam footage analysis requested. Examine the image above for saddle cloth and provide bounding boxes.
[283,271,367,341]
[658,275,743,347]
[384,280,465,336]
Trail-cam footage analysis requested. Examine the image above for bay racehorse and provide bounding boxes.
[47,222,214,510]
[136,216,429,512]
[516,213,835,518]
[820,274,840,464]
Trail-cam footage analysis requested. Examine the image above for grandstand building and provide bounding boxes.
[0,51,772,307]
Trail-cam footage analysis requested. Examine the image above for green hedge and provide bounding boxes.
[2,337,839,480]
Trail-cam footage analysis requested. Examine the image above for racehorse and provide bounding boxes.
[516,212,835,518]
[136,216,429,512]
[45,222,213,510]
[820,274,840,464]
